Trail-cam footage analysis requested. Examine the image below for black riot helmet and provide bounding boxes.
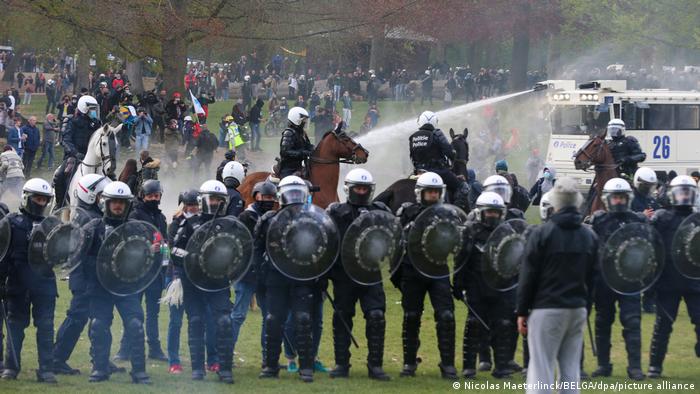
[252,181,278,199]
[140,180,163,200]
[178,189,199,206]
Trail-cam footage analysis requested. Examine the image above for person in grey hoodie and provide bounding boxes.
[0,145,25,201]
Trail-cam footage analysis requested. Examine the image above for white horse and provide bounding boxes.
[58,122,122,209]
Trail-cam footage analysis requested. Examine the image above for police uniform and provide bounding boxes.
[648,206,700,377]
[225,186,244,217]
[0,209,57,381]
[590,209,646,378]
[395,201,457,378]
[53,201,104,373]
[409,124,469,210]
[608,136,646,178]
[171,213,234,382]
[82,215,149,383]
[279,124,313,178]
[454,219,517,378]
[53,114,102,207]
[112,200,168,360]
[326,201,391,379]
[255,206,316,381]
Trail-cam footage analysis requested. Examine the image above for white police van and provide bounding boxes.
[538,79,700,189]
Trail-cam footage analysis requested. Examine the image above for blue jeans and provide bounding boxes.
[283,289,324,359]
[333,85,341,102]
[37,140,55,169]
[230,281,256,353]
[251,122,261,150]
[135,133,150,152]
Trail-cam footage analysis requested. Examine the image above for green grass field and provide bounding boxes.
[2,95,699,393]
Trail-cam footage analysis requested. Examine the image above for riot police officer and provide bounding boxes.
[279,107,314,178]
[606,119,646,178]
[454,192,517,379]
[256,176,317,382]
[395,172,458,379]
[53,173,112,375]
[0,178,57,383]
[82,181,150,384]
[408,111,470,211]
[648,175,700,378]
[170,180,235,383]
[590,178,646,380]
[482,175,525,220]
[113,180,168,362]
[221,161,245,217]
[53,95,102,208]
[235,181,278,365]
[326,169,391,381]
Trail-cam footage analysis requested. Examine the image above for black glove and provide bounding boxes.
[452,285,465,301]
[335,121,345,133]
[76,152,85,161]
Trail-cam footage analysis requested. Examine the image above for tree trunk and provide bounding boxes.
[470,41,482,71]
[547,33,561,77]
[1,46,25,84]
[510,2,531,91]
[76,47,90,93]
[126,60,144,94]
[161,37,187,95]
[369,25,385,71]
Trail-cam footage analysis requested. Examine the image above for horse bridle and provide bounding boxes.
[80,129,116,176]
[309,132,368,165]
[575,137,617,172]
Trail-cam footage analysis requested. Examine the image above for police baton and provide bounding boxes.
[586,311,597,357]
[323,289,360,348]
[0,297,19,371]
[453,286,490,331]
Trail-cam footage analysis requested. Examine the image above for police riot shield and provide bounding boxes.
[482,219,529,291]
[28,207,91,278]
[671,212,700,280]
[603,222,664,294]
[266,204,340,280]
[96,220,163,296]
[341,210,403,286]
[184,217,253,292]
[0,212,9,262]
[407,203,468,279]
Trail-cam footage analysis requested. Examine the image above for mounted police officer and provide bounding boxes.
[113,180,168,362]
[648,175,700,378]
[82,181,151,384]
[0,178,57,383]
[395,172,458,379]
[589,178,647,380]
[257,176,318,382]
[170,180,235,383]
[235,181,277,364]
[279,107,314,178]
[221,161,245,217]
[454,192,517,379]
[53,173,112,375]
[53,95,102,208]
[409,111,470,211]
[326,169,392,381]
[606,119,646,179]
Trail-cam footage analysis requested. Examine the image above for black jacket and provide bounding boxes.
[237,203,266,284]
[63,113,101,157]
[608,136,646,176]
[409,124,454,170]
[651,207,700,293]
[226,187,244,217]
[630,188,660,213]
[517,207,597,316]
[279,124,313,174]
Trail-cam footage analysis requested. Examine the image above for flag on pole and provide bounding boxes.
[189,90,205,115]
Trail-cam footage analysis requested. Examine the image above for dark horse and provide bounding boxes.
[374,128,469,213]
[573,134,617,215]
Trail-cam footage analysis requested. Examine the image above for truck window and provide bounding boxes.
[551,105,607,135]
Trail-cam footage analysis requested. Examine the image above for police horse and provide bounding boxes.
[239,129,369,209]
[573,133,617,215]
[53,123,121,211]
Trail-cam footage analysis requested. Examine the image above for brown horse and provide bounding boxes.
[239,130,369,209]
[573,134,618,215]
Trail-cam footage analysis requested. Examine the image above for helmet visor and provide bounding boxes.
[671,185,696,206]
[486,184,512,204]
[279,185,308,205]
[607,125,623,138]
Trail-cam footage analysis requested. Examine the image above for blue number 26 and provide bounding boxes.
[652,135,670,159]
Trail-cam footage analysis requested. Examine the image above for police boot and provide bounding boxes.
[52,163,67,208]
[462,317,482,379]
[1,369,18,380]
[191,369,206,380]
[131,371,151,384]
[148,347,168,362]
[218,370,234,384]
[491,319,515,379]
[294,312,314,383]
[647,366,663,379]
[628,367,645,381]
[330,310,352,378]
[36,369,57,384]
[259,367,279,379]
[53,360,80,375]
[648,317,670,380]
[215,314,234,376]
[400,311,421,377]
[366,310,390,381]
[299,369,314,383]
[88,369,110,383]
[623,321,644,380]
[478,345,492,371]
[188,318,206,373]
[109,361,126,374]
[436,310,457,380]
[591,364,612,378]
